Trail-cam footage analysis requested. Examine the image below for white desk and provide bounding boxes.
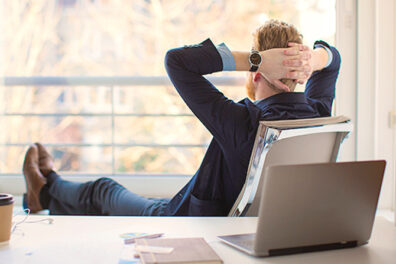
[0,216,395,264]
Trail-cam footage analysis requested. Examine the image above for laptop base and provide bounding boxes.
[218,233,359,257]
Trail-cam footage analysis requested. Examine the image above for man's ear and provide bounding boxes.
[252,72,262,83]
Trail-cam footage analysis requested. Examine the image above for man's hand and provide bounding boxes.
[284,42,330,84]
[285,43,314,85]
[259,44,313,90]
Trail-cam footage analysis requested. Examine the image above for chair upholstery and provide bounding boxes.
[228,116,352,217]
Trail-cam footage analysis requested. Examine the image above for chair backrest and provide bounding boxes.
[228,116,353,217]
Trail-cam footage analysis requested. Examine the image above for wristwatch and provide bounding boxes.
[249,50,262,72]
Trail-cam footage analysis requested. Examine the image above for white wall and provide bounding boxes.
[356,0,395,211]
[394,0,396,224]
[336,0,395,213]
[375,0,395,214]
[372,0,395,212]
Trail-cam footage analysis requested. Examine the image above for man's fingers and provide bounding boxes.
[285,65,312,74]
[288,42,301,48]
[271,79,290,92]
[288,42,310,51]
[283,59,304,67]
[283,46,300,56]
[303,65,312,73]
[285,71,298,78]
[284,49,311,61]
[301,51,312,60]
[285,71,310,79]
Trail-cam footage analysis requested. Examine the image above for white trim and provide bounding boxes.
[335,0,394,211]
[335,0,357,161]
[375,0,395,214]
[0,76,241,198]
[356,0,376,161]
[353,0,395,211]
[394,0,396,225]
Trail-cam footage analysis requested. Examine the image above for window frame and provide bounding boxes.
[337,0,395,218]
[357,0,395,217]
[0,76,244,198]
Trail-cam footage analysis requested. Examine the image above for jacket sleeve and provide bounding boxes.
[165,39,252,150]
[304,43,341,116]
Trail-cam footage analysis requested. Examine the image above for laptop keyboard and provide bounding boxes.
[238,238,255,249]
[220,233,256,250]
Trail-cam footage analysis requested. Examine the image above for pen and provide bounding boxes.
[124,233,164,244]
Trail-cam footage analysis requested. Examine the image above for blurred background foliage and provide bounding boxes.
[0,0,335,176]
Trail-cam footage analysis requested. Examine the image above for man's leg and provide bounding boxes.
[24,143,168,216]
[39,172,169,216]
[23,145,46,213]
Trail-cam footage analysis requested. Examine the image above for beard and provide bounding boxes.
[245,76,255,100]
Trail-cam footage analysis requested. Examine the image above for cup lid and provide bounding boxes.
[0,193,14,206]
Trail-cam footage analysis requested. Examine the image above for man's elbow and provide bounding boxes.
[164,48,182,73]
[330,47,341,71]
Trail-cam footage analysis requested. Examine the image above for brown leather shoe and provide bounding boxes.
[23,145,46,213]
[35,142,54,177]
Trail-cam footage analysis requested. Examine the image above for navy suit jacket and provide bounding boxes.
[164,39,341,216]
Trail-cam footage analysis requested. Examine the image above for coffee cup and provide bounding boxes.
[0,193,14,244]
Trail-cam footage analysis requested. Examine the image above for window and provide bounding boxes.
[0,0,336,196]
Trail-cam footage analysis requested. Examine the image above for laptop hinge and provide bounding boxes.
[268,241,358,256]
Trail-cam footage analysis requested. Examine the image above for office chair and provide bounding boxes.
[228,116,352,217]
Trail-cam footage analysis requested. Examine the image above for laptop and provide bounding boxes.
[218,160,386,257]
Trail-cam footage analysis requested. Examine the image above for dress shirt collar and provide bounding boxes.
[254,92,308,108]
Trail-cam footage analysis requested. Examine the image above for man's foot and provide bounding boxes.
[23,145,46,213]
[35,142,54,177]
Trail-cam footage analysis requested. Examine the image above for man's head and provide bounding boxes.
[246,19,303,100]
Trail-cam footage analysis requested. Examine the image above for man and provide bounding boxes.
[22,20,340,216]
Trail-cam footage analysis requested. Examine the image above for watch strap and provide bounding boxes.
[249,65,259,72]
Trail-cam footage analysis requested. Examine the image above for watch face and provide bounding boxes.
[249,52,261,65]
